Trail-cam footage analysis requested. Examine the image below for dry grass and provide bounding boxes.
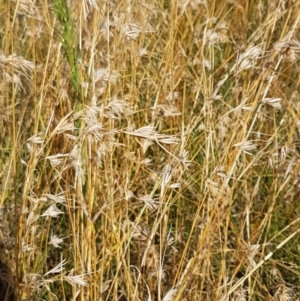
[1,0,300,300]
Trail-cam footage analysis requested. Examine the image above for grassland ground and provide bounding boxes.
[1,0,300,300]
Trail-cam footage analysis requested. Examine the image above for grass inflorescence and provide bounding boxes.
[1,0,300,300]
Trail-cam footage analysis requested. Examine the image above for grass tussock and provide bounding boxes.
[1,0,300,300]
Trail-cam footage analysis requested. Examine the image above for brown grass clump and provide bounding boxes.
[1,0,300,300]
[0,260,15,301]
